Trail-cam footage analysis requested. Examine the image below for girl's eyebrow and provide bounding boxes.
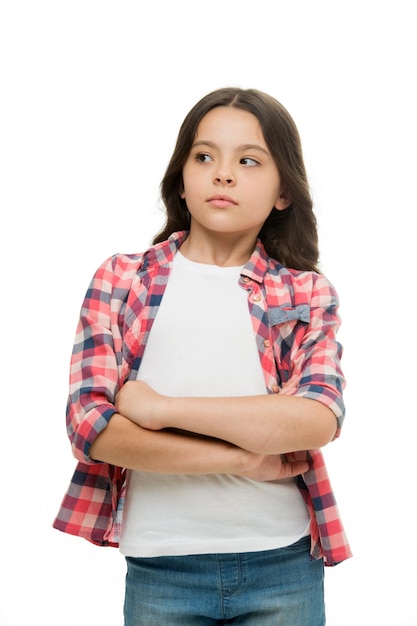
[192,140,270,156]
[238,144,270,156]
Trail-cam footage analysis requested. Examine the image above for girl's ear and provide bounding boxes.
[274,190,292,211]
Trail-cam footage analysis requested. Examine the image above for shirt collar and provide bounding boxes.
[140,231,188,271]
[241,240,270,283]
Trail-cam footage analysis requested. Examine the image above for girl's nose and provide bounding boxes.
[214,172,235,185]
[214,163,235,185]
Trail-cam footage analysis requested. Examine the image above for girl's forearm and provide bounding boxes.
[89,413,246,475]
[115,381,337,455]
[161,394,337,454]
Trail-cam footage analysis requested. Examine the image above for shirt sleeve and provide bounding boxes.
[66,255,120,464]
[291,273,346,439]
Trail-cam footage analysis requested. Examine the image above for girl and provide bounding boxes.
[54,87,351,625]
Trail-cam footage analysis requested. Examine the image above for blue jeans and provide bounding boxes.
[124,536,325,625]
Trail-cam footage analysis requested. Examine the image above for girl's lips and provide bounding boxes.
[207,195,237,208]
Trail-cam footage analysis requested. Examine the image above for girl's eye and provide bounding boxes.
[195,153,213,163]
[240,157,259,166]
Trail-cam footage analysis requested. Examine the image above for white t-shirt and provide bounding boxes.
[119,252,310,557]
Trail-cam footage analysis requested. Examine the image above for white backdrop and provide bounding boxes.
[1,1,416,624]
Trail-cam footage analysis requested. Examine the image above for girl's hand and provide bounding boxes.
[242,451,309,482]
[115,380,166,430]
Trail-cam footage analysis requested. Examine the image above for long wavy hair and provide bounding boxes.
[153,87,319,272]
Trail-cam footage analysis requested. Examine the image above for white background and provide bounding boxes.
[1,1,416,624]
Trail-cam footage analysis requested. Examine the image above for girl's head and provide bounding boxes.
[154,87,319,271]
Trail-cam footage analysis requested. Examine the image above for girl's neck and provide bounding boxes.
[180,229,257,267]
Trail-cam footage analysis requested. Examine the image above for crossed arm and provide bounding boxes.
[90,380,337,482]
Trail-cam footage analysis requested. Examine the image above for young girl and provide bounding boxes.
[54,87,351,625]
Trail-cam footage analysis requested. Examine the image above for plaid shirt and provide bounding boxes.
[53,231,352,565]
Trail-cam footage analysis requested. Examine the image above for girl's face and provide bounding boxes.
[181,106,289,245]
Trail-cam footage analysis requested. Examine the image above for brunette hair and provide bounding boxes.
[153,87,319,272]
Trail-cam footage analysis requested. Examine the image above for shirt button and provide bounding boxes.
[272,385,280,393]
[253,295,261,302]
[263,339,271,347]
[242,276,250,283]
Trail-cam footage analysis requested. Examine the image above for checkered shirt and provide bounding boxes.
[53,231,352,565]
